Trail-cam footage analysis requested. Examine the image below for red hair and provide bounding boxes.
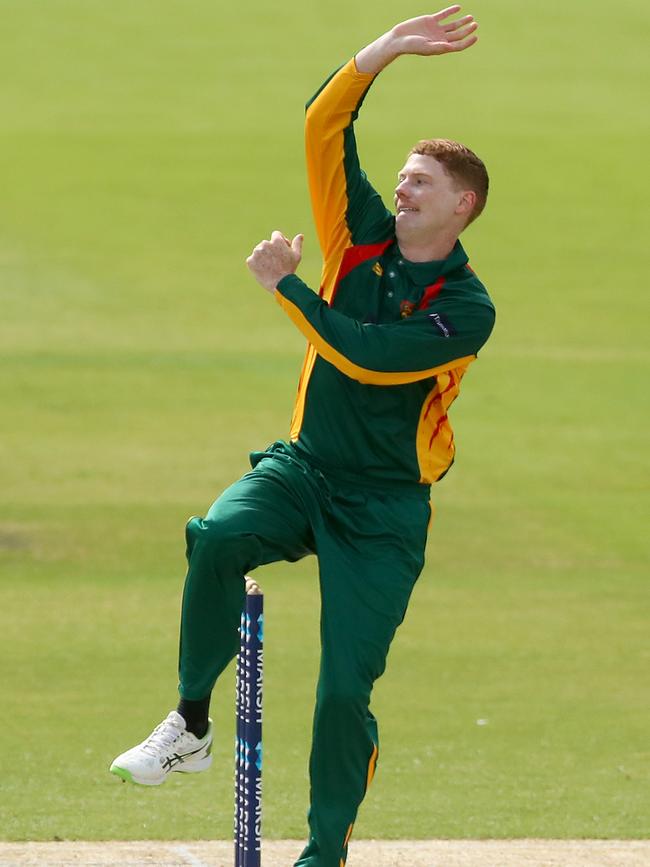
[409,139,489,225]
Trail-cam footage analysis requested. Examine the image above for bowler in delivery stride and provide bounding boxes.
[111,7,495,866]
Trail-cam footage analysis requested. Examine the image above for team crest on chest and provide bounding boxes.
[400,300,415,318]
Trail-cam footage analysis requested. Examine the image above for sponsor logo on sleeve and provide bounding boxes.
[428,312,456,338]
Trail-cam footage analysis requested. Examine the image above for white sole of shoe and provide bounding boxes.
[110,754,212,786]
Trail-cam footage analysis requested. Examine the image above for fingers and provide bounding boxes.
[246,232,284,261]
[246,239,266,267]
[270,230,297,248]
[269,230,291,248]
[442,13,474,32]
[291,233,304,257]
[446,20,478,42]
[446,33,478,52]
[245,576,262,595]
[432,4,462,22]
[248,231,302,254]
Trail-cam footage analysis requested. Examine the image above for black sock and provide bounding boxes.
[177,695,211,739]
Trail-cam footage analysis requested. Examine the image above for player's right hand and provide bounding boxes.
[392,6,478,57]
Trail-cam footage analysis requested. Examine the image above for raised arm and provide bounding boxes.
[355,6,478,75]
[306,7,478,275]
[304,62,393,265]
[254,10,480,300]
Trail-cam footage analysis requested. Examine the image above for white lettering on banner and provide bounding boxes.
[430,313,447,336]
[254,775,263,837]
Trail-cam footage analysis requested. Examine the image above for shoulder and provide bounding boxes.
[443,265,495,317]
[422,269,495,344]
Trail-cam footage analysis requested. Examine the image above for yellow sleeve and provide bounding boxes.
[305,61,393,296]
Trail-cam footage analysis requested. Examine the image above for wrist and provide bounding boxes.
[270,271,294,293]
[379,29,403,62]
[276,273,297,293]
[355,31,401,75]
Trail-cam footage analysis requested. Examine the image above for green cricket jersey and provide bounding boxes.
[275,59,495,490]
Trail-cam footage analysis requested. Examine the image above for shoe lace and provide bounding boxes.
[142,717,184,756]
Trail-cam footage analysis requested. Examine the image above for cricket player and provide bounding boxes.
[110,7,494,865]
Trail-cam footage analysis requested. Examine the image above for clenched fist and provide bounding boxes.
[246,230,304,294]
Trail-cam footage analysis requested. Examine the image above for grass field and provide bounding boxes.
[1,0,649,845]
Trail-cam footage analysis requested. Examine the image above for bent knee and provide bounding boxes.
[184,515,257,561]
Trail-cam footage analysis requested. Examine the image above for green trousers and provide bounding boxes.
[179,442,430,867]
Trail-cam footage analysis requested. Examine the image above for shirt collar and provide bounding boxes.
[393,239,469,285]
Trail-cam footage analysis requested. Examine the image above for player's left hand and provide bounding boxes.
[246,230,304,294]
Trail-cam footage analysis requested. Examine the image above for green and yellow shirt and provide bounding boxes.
[275,59,495,490]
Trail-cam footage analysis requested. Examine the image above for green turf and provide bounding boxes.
[1,0,649,843]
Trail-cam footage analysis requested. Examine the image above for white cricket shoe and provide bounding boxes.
[110,710,212,786]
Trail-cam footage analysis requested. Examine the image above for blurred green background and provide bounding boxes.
[1,0,648,842]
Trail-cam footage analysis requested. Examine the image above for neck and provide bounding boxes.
[396,230,458,263]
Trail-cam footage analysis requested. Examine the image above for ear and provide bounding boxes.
[456,190,477,217]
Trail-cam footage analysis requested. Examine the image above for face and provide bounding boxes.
[394,153,473,243]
